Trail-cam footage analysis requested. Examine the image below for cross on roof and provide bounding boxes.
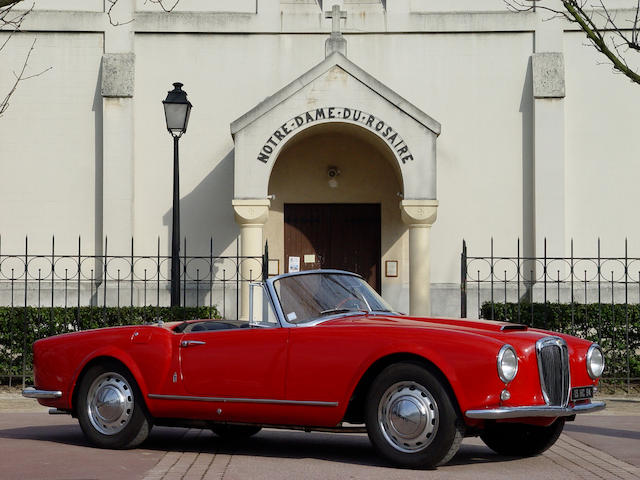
[325,4,347,35]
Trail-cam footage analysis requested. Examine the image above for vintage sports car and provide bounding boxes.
[23,270,605,468]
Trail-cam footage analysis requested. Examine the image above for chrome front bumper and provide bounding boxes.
[465,401,606,419]
[22,387,62,399]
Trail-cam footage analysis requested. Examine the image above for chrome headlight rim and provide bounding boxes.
[497,344,519,384]
[586,343,605,379]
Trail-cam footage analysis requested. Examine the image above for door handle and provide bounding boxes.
[180,340,206,348]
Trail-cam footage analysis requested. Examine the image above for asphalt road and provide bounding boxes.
[0,395,638,480]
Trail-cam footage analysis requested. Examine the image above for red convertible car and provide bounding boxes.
[23,270,605,468]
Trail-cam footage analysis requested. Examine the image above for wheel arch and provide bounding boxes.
[70,355,147,416]
[342,352,463,424]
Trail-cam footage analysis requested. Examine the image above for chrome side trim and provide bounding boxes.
[465,401,606,419]
[22,387,62,399]
[148,393,338,407]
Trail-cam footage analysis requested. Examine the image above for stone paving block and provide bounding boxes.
[2,410,640,480]
[183,453,215,480]
[203,453,234,480]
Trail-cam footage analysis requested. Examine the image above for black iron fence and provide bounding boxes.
[461,238,640,393]
[0,236,266,387]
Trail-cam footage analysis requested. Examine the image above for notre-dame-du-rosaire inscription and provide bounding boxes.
[257,107,414,165]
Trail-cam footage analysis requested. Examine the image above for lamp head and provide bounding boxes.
[163,82,193,137]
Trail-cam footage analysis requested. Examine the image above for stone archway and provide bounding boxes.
[231,52,440,317]
[265,122,402,295]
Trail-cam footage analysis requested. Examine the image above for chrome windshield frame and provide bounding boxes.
[264,269,397,328]
[248,281,284,328]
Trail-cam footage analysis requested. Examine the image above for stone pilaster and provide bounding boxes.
[232,199,271,319]
[533,16,566,263]
[400,200,438,316]
[101,0,135,254]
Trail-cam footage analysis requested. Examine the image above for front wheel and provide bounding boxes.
[480,418,565,457]
[365,363,464,468]
[76,362,151,449]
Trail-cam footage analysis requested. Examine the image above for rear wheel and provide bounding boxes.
[365,363,464,468]
[480,418,565,457]
[211,424,262,439]
[76,362,151,449]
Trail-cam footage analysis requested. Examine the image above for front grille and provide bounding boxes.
[536,336,571,406]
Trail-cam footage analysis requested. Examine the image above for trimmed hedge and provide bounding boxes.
[480,302,640,379]
[0,305,219,382]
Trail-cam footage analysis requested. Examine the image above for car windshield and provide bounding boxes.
[273,272,394,324]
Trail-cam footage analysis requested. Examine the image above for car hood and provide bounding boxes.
[321,314,557,343]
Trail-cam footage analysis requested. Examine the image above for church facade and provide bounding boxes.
[1,0,640,318]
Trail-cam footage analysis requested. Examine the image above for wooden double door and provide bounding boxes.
[284,203,381,292]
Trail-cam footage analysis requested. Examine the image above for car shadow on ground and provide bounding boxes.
[146,428,522,468]
[0,422,90,445]
[0,423,521,469]
[564,423,640,440]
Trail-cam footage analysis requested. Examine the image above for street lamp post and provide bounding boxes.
[163,82,193,307]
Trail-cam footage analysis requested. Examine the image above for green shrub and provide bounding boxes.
[0,305,219,383]
[480,302,640,379]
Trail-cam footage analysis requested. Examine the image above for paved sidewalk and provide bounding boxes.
[0,395,638,479]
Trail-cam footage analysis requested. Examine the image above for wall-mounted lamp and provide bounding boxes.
[327,166,340,188]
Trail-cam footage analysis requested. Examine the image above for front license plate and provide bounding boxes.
[571,386,594,401]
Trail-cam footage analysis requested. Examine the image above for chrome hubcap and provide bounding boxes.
[87,372,133,435]
[378,381,438,453]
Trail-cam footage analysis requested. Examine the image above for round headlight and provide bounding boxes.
[497,345,518,383]
[587,344,605,379]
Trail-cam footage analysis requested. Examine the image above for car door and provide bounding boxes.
[179,327,288,400]
[179,287,287,401]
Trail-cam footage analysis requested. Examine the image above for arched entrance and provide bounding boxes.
[230,52,441,317]
[265,122,403,293]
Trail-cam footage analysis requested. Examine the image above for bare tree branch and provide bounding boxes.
[0,1,50,118]
[0,0,181,118]
[0,0,29,52]
[0,0,23,8]
[105,0,134,27]
[505,0,640,84]
[0,38,52,117]
[144,0,181,14]
[107,0,180,26]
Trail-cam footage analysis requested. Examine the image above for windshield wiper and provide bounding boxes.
[319,308,369,316]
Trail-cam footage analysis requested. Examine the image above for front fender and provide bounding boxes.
[343,328,507,415]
